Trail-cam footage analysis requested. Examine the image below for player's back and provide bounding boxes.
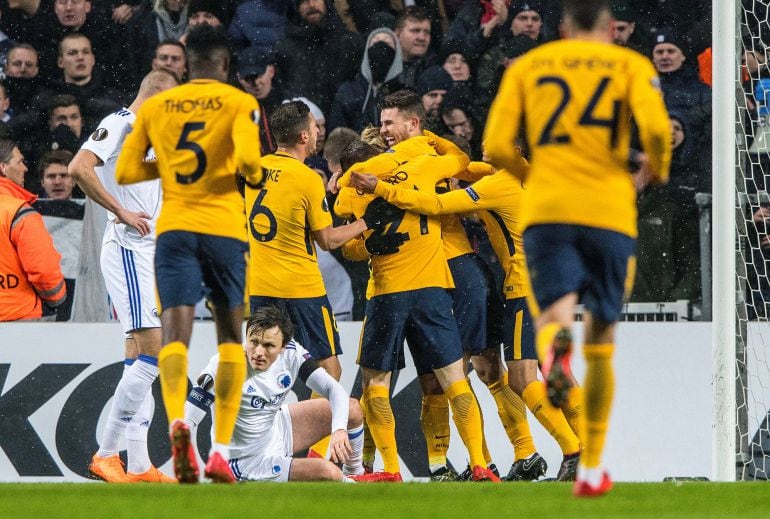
[511,40,667,237]
[138,79,260,241]
[247,152,329,298]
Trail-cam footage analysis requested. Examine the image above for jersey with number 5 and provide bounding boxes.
[246,152,332,298]
[116,79,262,241]
[484,40,671,238]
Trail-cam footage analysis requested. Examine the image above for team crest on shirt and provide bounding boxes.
[252,108,261,125]
[272,465,282,475]
[276,373,292,389]
[91,128,108,141]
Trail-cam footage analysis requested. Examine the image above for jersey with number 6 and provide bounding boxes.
[116,79,262,241]
[484,40,671,238]
[246,152,332,298]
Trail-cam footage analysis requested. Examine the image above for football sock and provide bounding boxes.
[126,390,154,474]
[521,380,581,455]
[97,360,133,457]
[466,378,493,465]
[564,385,585,444]
[536,322,563,364]
[359,396,376,469]
[420,394,450,472]
[308,391,331,458]
[445,379,485,468]
[213,343,247,447]
[342,424,365,476]
[158,341,188,423]
[363,385,400,473]
[487,377,535,461]
[583,343,615,469]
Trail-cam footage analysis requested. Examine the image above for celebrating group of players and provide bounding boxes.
[76,0,671,498]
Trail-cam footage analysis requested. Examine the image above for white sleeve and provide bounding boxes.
[305,367,349,433]
[80,113,127,165]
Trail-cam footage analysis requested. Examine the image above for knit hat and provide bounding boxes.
[611,1,635,22]
[238,47,274,77]
[188,0,227,23]
[652,28,684,53]
[415,66,453,96]
[511,1,541,16]
[502,34,538,59]
[440,40,472,65]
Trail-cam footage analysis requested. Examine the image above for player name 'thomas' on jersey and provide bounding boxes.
[484,40,671,238]
[373,164,529,299]
[199,340,311,459]
[81,108,160,252]
[336,135,469,295]
[115,79,262,242]
[246,152,332,299]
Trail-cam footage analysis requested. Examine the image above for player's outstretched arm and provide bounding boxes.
[69,149,152,236]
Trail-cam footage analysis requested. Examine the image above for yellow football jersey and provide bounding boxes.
[373,167,529,299]
[484,40,671,238]
[336,137,470,295]
[246,152,332,298]
[435,178,473,261]
[116,79,262,241]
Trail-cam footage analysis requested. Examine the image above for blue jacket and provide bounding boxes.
[228,0,291,54]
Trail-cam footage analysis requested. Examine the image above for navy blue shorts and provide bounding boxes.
[523,224,635,323]
[358,287,463,374]
[501,297,536,362]
[250,295,341,359]
[155,231,247,312]
[448,254,487,356]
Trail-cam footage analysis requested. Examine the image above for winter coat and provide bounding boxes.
[228,0,292,54]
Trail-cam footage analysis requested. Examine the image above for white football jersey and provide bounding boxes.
[200,339,312,458]
[80,108,161,251]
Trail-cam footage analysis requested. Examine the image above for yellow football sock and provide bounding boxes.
[583,343,615,468]
[487,378,535,461]
[158,341,188,423]
[421,394,450,469]
[359,396,376,466]
[363,385,400,473]
[213,343,247,445]
[467,378,493,465]
[564,385,585,445]
[536,322,563,363]
[521,380,581,455]
[445,379,485,468]
[308,391,331,458]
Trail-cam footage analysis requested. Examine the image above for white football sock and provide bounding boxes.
[342,424,365,476]
[126,391,154,474]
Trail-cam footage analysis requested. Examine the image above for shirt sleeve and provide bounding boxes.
[115,107,158,184]
[80,114,124,165]
[483,60,526,176]
[337,153,400,188]
[305,175,334,231]
[232,96,263,185]
[373,175,496,215]
[305,367,349,433]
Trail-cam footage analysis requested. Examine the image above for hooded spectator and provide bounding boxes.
[441,39,474,87]
[416,65,453,133]
[327,27,403,134]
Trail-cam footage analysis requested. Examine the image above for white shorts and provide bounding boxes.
[101,241,161,334]
[229,406,294,482]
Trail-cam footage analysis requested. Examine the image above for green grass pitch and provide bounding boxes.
[1,482,769,518]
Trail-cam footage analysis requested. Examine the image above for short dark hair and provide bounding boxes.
[185,25,231,65]
[48,94,79,116]
[155,39,185,55]
[58,32,91,57]
[395,6,430,31]
[339,140,379,172]
[562,0,611,31]
[38,149,73,177]
[271,101,311,147]
[246,305,294,347]
[379,89,425,123]
[0,138,17,164]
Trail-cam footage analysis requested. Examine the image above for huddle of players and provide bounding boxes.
[82,0,671,496]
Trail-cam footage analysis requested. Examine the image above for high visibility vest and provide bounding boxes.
[0,194,43,320]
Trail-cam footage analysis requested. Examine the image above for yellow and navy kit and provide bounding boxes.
[246,152,332,299]
[336,135,469,296]
[484,40,671,238]
[116,79,262,241]
[373,165,528,299]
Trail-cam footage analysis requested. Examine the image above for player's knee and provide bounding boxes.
[348,397,363,427]
[321,461,343,481]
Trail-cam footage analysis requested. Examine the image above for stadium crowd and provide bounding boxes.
[0,0,714,323]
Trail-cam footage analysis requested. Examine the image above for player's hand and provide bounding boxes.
[362,197,404,230]
[115,208,152,237]
[630,151,652,191]
[350,172,378,194]
[365,231,408,255]
[329,429,352,464]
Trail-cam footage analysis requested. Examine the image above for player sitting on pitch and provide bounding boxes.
[183,305,366,482]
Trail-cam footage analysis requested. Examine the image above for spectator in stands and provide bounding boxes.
[416,65,453,133]
[0,138,67,321]
[441,39,474,88]
[445,0,511,63]
[274,0,363,115]
[652,29,711,114]
[475,33,537,116]
[151,40,187,81]
[130,0,190,82]
[610,1,643,52]
[228,0,291,54]
[237,47,286,154]
[5,44,40,80]
[0,83,11,133]
[0,0,51,49]
[510,2,544,40]
[110,1,143,26]
[3,45,44,118]
[395,7,438,90]
[327,27,404,135]
[179,0,229,44]
[441,87,482,160]
[39,150,75,200]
